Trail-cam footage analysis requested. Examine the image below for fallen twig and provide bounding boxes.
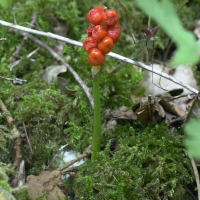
[22,121,33,154]
[10,47,40,68]
[0,99,21,172]
[46,143,70,169]
[190,157,200,200]
[168,93,196,102]
[23,33,94,108]
[0,20,198,94]
[61,166,79,174]
[55,146,91,172]
[0,76,27,85]
[10,12,38,62]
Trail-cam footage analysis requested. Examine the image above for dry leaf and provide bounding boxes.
[102,106,137,132]
[133,98,165,123]
[40,65,67,83]
[57,77,76,96]
[26,170,67,200]
[159,99,186,117]
[104,106,137,120]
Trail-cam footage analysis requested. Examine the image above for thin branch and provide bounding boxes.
[46,143,70,169]
[0,20,82,46]
[0,99,21,171]
[61,166,79,174]
[10,12,38,62]
[55,148,91,172]
[109,52,199,94]
[168,93,196,102]
[0,20,198,94]
[0,76,27,85]
[10,47,40,68]
[25,33,94,108]
[23,121,33,154]
[190,156,200,200]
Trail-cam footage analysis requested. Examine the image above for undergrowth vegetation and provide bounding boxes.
[74,124,193,199]
[0,0,199,199]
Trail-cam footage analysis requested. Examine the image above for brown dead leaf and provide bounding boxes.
[132,96,187,123]
[102,106,137,132]
[133,98,165,123]
[159,99,186,117]
[26,170,67,200]
[57,77,76,96]
[104,106,137,120]
[102,119,117,131]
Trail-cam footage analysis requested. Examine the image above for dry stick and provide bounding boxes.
[24,33,94,108]
[16,98,33,154]
[168,93,196,102]
[0,20,198,94]
[14,73,33,153]
[46,144,70,169]
[10,12,38,62]
[55,149,91,172]
[190,156,200,200]
[61,166,79,174]
[0,99,21,170]
[23,121,33,154]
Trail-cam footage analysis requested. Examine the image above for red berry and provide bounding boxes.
[87,8,103,25]
[92,25,107,40]
[87,26,95,37]
[98,36,114,54]
[103,10,119,26]
[107,23,121,43]
[83,37,98,52]
[97,5,107,13]
[88,48,106,66]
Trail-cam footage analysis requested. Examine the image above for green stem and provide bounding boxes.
[176,0,188,13]
[91,68,101,161]
[148,15,151,29]
[115,0,146,30]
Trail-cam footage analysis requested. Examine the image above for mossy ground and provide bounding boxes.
[0,0,199,199]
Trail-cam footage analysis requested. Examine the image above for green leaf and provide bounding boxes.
[135,0,200,66]
[184,119,200,159]
[0,0,13,8]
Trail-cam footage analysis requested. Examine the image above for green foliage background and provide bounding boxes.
[0,0,199,199]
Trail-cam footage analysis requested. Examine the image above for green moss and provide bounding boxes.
[0,0,196,199]
[74,124,193,199]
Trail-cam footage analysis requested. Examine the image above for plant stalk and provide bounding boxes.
[91,67,101,161]
[176,0,188,13]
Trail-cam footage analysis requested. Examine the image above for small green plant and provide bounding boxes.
[135,0,200,66]
[82,5,122,160]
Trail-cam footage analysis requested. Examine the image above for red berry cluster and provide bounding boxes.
[83,5,121,66]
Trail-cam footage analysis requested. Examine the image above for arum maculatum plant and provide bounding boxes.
[83,5,121,160]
